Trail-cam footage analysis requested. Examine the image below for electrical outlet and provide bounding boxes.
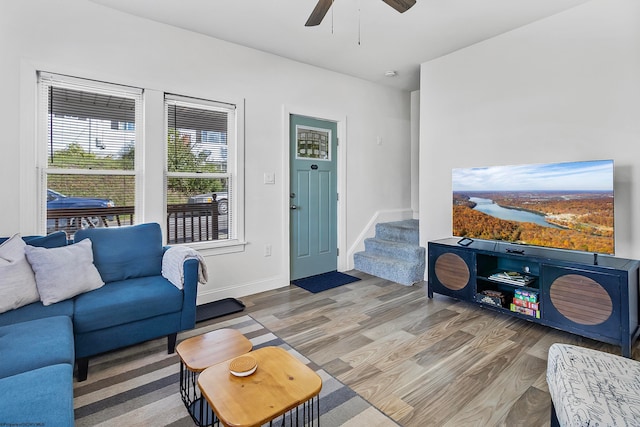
[264,244,272,257]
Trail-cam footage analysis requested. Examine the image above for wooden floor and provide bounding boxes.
[233,271,639,427]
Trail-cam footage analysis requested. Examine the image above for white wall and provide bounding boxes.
[420,0,640,263]
[0,0,412,302]
[411,90,420,218]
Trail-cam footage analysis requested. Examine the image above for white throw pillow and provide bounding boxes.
[0,234,40,313]
[25,238,105,306]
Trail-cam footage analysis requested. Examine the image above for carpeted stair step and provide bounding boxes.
[353,251,424,286]
[354,219,425,286]
[363,237,425,260]
[375,219,420,245]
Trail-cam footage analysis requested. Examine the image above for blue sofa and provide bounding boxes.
[0,223,199,425]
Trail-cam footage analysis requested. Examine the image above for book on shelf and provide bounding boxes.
[488,271,535,286]
[514,289,538,303]
[510,303,540,318]
[512,297,539,311]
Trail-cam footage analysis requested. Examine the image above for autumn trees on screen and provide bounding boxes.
[452,193,614,254]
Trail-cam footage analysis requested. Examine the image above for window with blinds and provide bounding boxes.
[165,94,236,244]
[38,72,142,237]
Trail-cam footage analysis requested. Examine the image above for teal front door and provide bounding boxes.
[290,114,338,280]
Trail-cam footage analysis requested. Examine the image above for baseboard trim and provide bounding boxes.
[196,275,288,306]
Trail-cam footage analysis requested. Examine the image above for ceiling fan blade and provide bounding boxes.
[382,0,416,13]
[305,0,333,27]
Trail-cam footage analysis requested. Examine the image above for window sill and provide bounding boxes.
[172,239,247,256]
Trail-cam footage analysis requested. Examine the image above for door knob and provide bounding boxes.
[290,205,298,210]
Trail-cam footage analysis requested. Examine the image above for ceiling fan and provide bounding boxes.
[305,0,416,27]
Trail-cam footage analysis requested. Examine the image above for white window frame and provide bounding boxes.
[164,94,245,252]
[37,72,143,234]
[35,72,245,252]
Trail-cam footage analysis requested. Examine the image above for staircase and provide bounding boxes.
[353,219,425,286]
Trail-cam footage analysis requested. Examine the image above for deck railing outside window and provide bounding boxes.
[48,202,221,244]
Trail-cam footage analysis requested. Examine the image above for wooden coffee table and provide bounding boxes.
[198,346,323,427]
[176,329,252,426]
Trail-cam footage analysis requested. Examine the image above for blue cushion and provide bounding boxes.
[75,311,182,359]
[73,275,183,333]
[0,231,68,248]
[0,299,74,327]
[23,231,68,248]
[0,364,74,426]
[75,223,163,282]
[0,316,74,378]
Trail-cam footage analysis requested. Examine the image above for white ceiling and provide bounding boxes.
[90,0,591,92]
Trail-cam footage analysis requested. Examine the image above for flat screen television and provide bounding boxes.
[452,159,614,254]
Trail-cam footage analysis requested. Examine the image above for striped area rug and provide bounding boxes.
[73,314,397,426]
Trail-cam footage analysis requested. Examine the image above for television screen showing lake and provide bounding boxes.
[469,197,562,229]
[452,160,614,254]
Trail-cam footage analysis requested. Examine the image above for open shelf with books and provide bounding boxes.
[475,277,541,319]
[476,253,540,286]
[486,270,536,287]
[428,238,640,357]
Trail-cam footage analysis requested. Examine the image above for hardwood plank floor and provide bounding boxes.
[226,270,639,427]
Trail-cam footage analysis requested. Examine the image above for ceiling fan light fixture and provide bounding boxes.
[384,70,398,77]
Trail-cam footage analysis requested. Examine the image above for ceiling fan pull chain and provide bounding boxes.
[331,0,334,34]
[358,0,361,45]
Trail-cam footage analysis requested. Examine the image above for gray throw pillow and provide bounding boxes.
[25,238,105,306]
[0,234,40,313]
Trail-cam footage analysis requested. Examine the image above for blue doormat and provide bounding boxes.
[291,271,361,293]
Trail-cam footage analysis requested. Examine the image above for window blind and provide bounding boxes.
[165,94,235,243]
[38,72,142,235]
